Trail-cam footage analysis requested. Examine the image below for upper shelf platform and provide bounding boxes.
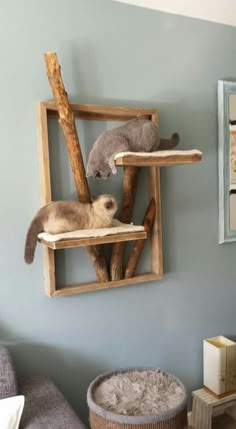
[114,149,202,167]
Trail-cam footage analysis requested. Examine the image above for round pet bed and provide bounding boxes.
[87,367,187,429]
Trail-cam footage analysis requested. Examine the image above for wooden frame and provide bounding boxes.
[37,101,163,296]
[36,53,202,297]
[218,80,236,243]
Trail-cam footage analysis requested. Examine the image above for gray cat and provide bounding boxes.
[87,118,179,179]
[24,195,117,264]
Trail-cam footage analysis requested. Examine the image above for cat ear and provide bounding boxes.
[108,156,117,175]
[86,166,92,177]
[111,164,117,175]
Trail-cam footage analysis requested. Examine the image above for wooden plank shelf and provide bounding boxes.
[115,149,202,167]
[53,273,161,297]
[45,101,155,122]
[38,230,147,250]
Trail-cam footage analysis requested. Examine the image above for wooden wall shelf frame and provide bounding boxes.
[37,102,163,296]
[37,101,201,297]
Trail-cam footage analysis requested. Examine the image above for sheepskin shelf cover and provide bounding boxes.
[114,149,202,167]
[38,224,145,248]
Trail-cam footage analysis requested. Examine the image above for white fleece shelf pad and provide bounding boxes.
[38,224,145,243]
[114,149,202,159]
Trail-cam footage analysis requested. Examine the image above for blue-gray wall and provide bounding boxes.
[1,0,236,424]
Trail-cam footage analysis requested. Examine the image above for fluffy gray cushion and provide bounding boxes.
[94,369,184,416]
[87,367,187,425]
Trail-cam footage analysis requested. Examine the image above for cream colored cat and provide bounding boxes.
[24,194,118,264]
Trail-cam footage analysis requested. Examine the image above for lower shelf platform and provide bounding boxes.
[38,225,146,249]
[51,273,162,297]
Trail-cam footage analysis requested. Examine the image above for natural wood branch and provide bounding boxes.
[44,53,90,202]
[125,199,156,279]
[44,52,109,282]
[110,166,140,280]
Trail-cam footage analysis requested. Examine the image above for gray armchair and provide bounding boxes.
[0,346,86,429]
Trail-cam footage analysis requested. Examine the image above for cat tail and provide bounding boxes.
[24,216,43,264]
[159,133,180,150]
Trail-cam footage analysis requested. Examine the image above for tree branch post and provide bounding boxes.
[110,166,140,280]
[125,198,156,279]
[44,52,109,283]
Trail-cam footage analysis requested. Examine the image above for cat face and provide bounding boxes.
[86,148,116,179]
[93,194,118,216]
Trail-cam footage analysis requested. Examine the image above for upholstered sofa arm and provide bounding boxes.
[19,376,86,429]
[0,345,18,399]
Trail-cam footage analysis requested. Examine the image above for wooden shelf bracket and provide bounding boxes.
[36,52,202,297]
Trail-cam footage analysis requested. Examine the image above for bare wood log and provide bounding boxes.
[149,112,163,278]
[124,199,156,279]
[110,166,140,280]
[44,52,109,282]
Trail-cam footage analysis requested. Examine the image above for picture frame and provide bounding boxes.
[218,80,236,243]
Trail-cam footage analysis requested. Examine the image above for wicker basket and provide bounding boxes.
[87,368,188,429]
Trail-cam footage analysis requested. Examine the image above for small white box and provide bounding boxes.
[203,336,236,395]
